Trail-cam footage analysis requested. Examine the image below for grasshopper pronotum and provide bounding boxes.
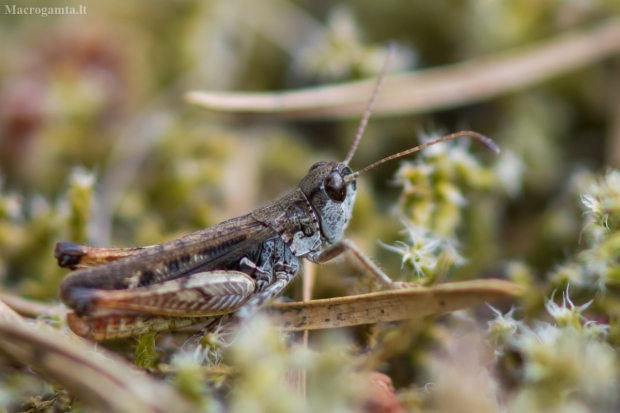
[54,52,500,341]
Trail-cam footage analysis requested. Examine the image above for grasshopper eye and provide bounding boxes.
[324,171,346,202]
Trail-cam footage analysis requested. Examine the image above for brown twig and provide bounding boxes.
[2,279,522,336]
[302,260,316,346]
[0,297,24,323]
[267,279,523,331]
[301,260,316,396]
[606,58,620,167]
[0,293,61,318]
[187,17,620,120]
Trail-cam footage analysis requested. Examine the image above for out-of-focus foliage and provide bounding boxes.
[1,0,620,412]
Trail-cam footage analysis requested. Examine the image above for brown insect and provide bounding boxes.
[54,50,500,341]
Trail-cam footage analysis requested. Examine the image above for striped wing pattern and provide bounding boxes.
[59,214,275,298]
[85,271,256,317]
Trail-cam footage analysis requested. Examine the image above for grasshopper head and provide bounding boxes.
[297,131,500,246]
[298,161,356,244]
[295,45,500,247]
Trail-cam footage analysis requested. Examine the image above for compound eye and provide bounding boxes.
[324,171,346,202]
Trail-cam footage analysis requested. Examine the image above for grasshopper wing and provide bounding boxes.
[60,214,277,313]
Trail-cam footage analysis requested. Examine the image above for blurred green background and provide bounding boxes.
[3,1,620,411]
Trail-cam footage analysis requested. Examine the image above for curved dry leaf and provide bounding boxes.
[266,279,523,331]
[186,18,620,120]
[0,319,196,413]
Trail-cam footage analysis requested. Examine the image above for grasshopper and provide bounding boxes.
[54,60,500,341]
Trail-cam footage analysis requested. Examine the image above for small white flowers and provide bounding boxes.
[547,171,620,292]
[494,150,525,197]
[487,305,519,337]
[69,166,96,190]
[194,326,235,366]
[581,170,620,234]
[395,130,507,240]
[381,220,460,277]
[544,287,592,330]
[488,288,617,410]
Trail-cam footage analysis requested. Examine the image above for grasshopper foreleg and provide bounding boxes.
[307,239,415,289]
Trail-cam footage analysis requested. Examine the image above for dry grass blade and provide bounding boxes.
[186,17,620,120]
[266,279,523,331]
[0,316,196,413]
[0,298,23,323]
[0,293,60,318]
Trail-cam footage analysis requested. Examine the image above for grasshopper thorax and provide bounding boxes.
[298,161,356,245]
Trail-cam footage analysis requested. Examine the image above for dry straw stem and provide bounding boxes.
[606,59,620,168]
[2,279,522,334]
[267,279,523,331]
[0,293,60,318]
[286,260,318,397]
[0,300,195,413]
[0,298,23,323]
[187,18,620,120]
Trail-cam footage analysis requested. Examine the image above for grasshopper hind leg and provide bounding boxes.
[63,270,256,318]
[64,270,256,339]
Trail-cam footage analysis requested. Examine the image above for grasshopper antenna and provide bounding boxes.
[343,43,395,166]
[344,131,500,183]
